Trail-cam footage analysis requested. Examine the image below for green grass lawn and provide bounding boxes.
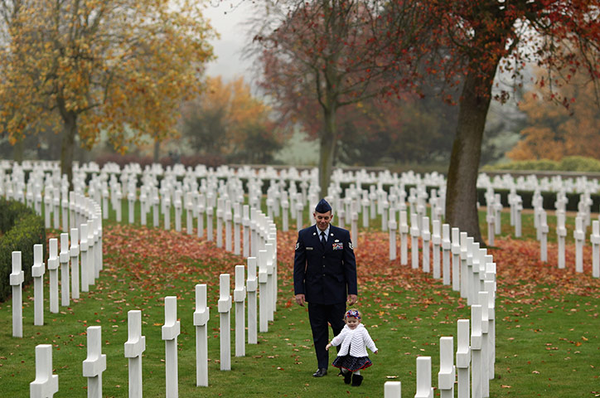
[0,200,599,397]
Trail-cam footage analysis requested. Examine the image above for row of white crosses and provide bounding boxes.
[479,172,600,196]
[109,167,282,318]
[485,184,583,269]
[500,184,600,277]
[385,208,457,286]
[29,252,277,397]
[10,193,103,338]
[384,244,497,398]
[14,163,278,397]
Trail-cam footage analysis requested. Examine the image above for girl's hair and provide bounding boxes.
[345,309,361,320]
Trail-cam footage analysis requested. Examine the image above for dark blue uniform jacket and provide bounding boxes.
[294,224,357,305]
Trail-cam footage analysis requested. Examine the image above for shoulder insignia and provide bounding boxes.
[295,242,300,250]
[349,242,353,250]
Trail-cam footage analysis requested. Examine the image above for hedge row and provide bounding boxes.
[484,156,600,173]
[0,199,46,302]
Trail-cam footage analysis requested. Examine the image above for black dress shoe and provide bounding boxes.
[312,368,328,377]
[352,374,363,386]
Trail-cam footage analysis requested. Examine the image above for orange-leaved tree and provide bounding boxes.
[181,76,282,164]
[507,67,600,161]
[0,0,215,184]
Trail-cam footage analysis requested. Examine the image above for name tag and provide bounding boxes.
[332,243,343,250]
[306,247,314,250]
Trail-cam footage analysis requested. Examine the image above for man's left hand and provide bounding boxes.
[347,294,358,305]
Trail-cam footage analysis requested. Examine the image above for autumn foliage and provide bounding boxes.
[507,70,600,161]
[180,76,283,164]
[0,0,215,182]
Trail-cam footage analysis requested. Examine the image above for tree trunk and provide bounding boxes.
[60,112,78,190]
[154,138,160,163]
[13,136,24,164]
[445,63,497,245]
[319,106,337,198]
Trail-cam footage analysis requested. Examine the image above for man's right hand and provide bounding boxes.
[295,294,306,306]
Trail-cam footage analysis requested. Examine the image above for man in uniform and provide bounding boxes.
[294,198,357,377]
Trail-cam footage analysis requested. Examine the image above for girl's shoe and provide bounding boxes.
[351,374,363,386]
[344,371,352,384]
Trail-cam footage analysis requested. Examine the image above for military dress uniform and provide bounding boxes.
[294,222,357,372]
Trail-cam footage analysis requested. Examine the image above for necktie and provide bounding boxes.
[320,231,326,247]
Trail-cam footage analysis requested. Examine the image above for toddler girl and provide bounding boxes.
[325,309,378,386]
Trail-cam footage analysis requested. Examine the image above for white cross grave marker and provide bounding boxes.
[442,223,451,286]
[389,206,397,261]
[197,193,205,238]
[557,211,567,269]
[83,326,107,398]
[431,220,441,277]
[540,210,549,262]
[234,203,241,255]
[411,213,420,270]
[128,192,135,224]
[234,265,247,357]
[422,216,431,274]
[384,381,401,398]
[80,223,89,292]
[574,216,585,273]
[225,200,233,252]
[438,336,455,398]
[471,305,483,398]
[30,344,58,398]
[59,233,70,306]
[124,310,146,398]
[70,228,80,299]
[479,291,490,397]
[456,319,470,398]
[247,257,258,344]
[400,210,408,265]
[218,274,232,371]
[460,232,468,299]
[185,192,193,235]
[162,296,180,397]
[48,239,59,314]
[591,220,600,278]
[216,198,224,248]
[11,251,24,337]
[33,244,45,326]
[194,284,210,387]
[415,356,434,398]
[258,249,269,333]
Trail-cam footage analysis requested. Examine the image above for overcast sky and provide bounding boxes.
[203,0,257,83]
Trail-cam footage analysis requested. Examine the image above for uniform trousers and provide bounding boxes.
[308,301,346,369]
